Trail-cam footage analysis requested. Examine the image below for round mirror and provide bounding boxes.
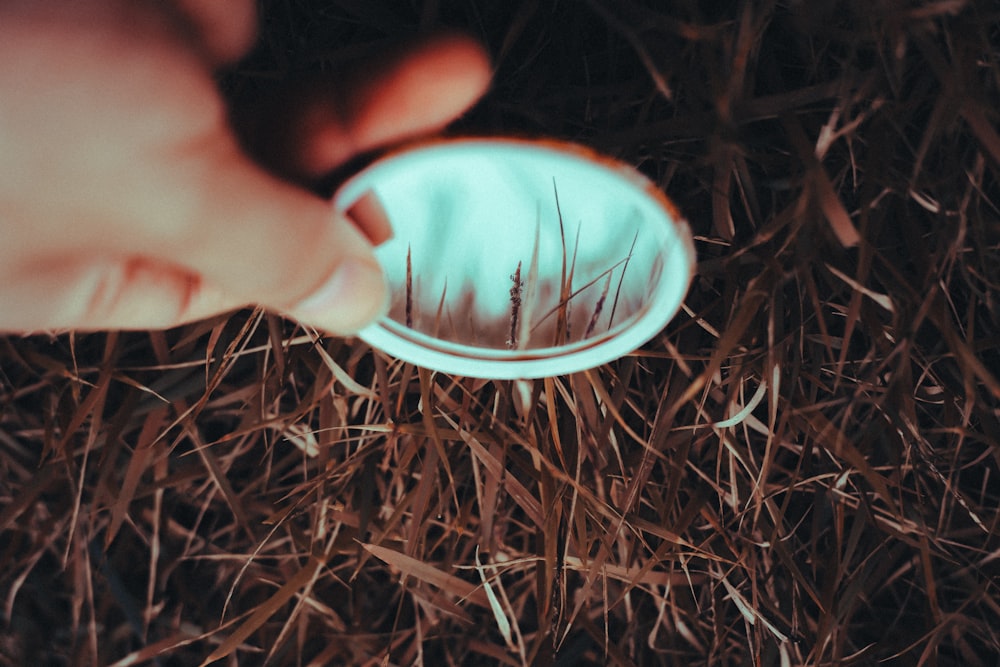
[333,138,695,379]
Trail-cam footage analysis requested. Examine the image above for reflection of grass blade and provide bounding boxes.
[517,216,541,350]
[553,181,569,346]
[433,278,448,339]
[507,262,522,349]
[555,179,567,306]
[551,181,583,347]
[584,272,613,339]
[405,244,413,329]
[608,229,638,329]
[531,254,631,335]
[562,223,582,345]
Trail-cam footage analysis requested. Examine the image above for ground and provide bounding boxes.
[2,1,1000,665]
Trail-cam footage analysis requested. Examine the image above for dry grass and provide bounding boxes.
[3,0,1000,665]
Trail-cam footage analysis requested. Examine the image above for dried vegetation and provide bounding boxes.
[2,1,1000,665]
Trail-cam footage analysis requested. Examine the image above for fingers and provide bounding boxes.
[345,190,394,246]
[0,30,489,334]
[149,145,389,335]
[2,182,388,333]
[2,137,391,333]
[242,33,493,179]
[150,33,489,333]
[140,30,490,332]
[308,34,492,173]
[0,256,235,331]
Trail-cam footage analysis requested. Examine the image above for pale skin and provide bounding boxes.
[0,1,491,334]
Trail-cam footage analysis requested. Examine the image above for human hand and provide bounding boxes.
[0,1,491,334]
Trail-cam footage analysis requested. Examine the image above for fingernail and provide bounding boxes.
[345,189,394,246]
[293,257,388,334]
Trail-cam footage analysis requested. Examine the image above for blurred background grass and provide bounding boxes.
[2,1,1000,665]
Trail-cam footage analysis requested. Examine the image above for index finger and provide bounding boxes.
[237,34,492,180]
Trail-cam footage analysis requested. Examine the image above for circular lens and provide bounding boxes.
[334,138,694,379]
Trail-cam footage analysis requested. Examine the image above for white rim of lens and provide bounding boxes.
[335,138,695,379]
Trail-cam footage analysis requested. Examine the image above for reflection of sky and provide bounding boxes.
[353,143,680,348]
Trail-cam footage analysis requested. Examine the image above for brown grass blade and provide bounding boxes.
[362,543,490,608]
[105,407,168,548]
[782,113,862,247]
[198,554,327,666]
[441,414,543,528]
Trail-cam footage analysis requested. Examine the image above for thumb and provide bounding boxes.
[154,152,389,335]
